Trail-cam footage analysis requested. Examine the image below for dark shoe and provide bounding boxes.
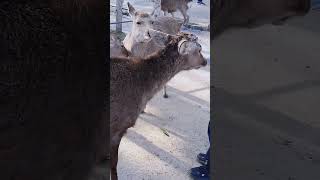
[190,165,210,179]
[197,153,208,166]
[197,1,206,5]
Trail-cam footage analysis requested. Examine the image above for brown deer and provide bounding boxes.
[110,30,207,180]
[0,0,106,180]
[159,0,193,24]
[122,2,183,98]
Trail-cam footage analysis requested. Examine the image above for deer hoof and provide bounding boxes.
[163,94,169,98]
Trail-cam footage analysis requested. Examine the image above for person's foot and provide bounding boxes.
[197,153,208,166]
[190,165,210,179]
[197,1,206,5]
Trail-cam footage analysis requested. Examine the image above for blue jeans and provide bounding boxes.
[312,0,320,10]
[206,120,211,169]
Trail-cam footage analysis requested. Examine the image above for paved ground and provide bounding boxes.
[117,66,210,180]
[213,11,320,180]
[111,2,320,180]
[112,1,211,179]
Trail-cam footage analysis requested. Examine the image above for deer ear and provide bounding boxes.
[166,34,177,43]
[178,40,188,55]
[128,2,136,17]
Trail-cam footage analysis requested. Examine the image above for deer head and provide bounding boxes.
[148,29,207,70]
[176,32,207,70]
[127,2,155,43]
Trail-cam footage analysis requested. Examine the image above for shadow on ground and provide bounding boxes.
[213,10,320,180]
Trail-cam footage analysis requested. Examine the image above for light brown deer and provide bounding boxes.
[110,30,207,180]
[123,2,182,57]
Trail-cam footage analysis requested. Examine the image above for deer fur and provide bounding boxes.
[110,32,129,58]
[0,0,106,180]
[120,3,183,98]
[123,2,182,58]
[110,30,207,180]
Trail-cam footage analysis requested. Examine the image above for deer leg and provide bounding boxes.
[151,8,156,16]
[111,141,120,180]
[163,85,168,98]
[180,8,189,24]
[141,103,147,113]
[111,166,118,180]
[111,154,118,180]
[185,14,190,24]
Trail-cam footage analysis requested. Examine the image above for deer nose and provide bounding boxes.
[146,31,151,39]
[141,31,151,42]
[201,58,207,66]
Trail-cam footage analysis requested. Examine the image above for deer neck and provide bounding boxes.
[136,43,182,101]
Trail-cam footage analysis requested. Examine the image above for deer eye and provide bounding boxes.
[150,21,154,24]
[136,21,142,25]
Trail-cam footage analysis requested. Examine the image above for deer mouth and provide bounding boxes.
[198,60,208,68]
[140,31,152,43]
[147,31,151,38]
[193,59,207,69]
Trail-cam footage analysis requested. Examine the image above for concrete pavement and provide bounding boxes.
[213,11,320,180]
